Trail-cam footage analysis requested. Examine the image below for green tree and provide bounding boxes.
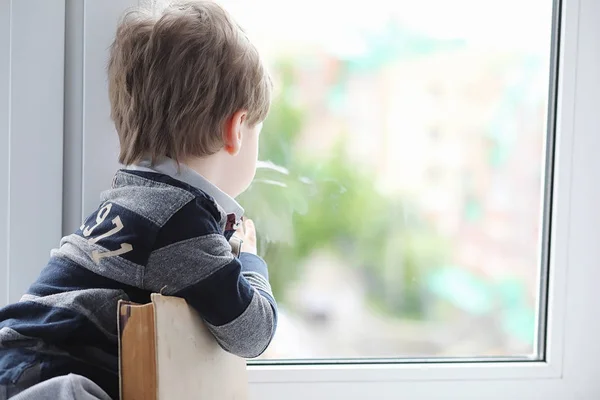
[239,59,448,319]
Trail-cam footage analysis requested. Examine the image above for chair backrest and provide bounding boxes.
[119,294,248,400]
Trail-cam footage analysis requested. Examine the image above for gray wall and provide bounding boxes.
[0,0,65,306]
[0,0,137,306]
[0,0,136,306]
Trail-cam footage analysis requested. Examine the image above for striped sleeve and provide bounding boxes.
[143,199,277,358]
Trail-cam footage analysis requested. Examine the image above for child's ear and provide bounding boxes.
[223,110,247,156]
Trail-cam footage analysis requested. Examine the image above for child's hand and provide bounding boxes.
[234,218,257,255]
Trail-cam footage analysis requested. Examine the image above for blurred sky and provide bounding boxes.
[219,0,555,56]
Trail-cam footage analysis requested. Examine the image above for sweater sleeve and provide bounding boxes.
[143,200,277,358]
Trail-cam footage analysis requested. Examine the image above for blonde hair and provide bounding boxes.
[108,0,272,165]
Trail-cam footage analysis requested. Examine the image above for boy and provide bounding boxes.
[0,1,277,399]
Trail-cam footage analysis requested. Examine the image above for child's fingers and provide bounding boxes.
[244,219,256,241]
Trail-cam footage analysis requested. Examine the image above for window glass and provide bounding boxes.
[231,0,554,360]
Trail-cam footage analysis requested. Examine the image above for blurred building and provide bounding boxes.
[289,46,547,300]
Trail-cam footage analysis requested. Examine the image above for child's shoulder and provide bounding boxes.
[100,170,198,226]
[99,169,223,231]
[69,169,225,286]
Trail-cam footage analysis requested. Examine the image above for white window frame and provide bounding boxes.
[2,0,599,398]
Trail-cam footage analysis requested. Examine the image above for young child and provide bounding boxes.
[0,1,277,399]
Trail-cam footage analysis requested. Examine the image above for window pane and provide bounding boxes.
[226,0,556,360]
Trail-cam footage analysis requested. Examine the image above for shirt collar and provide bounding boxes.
[125,158,244,221]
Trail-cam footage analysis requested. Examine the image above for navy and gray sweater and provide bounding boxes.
[0,159,277,399]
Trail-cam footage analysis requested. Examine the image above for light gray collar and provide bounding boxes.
[126,158,244,221]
